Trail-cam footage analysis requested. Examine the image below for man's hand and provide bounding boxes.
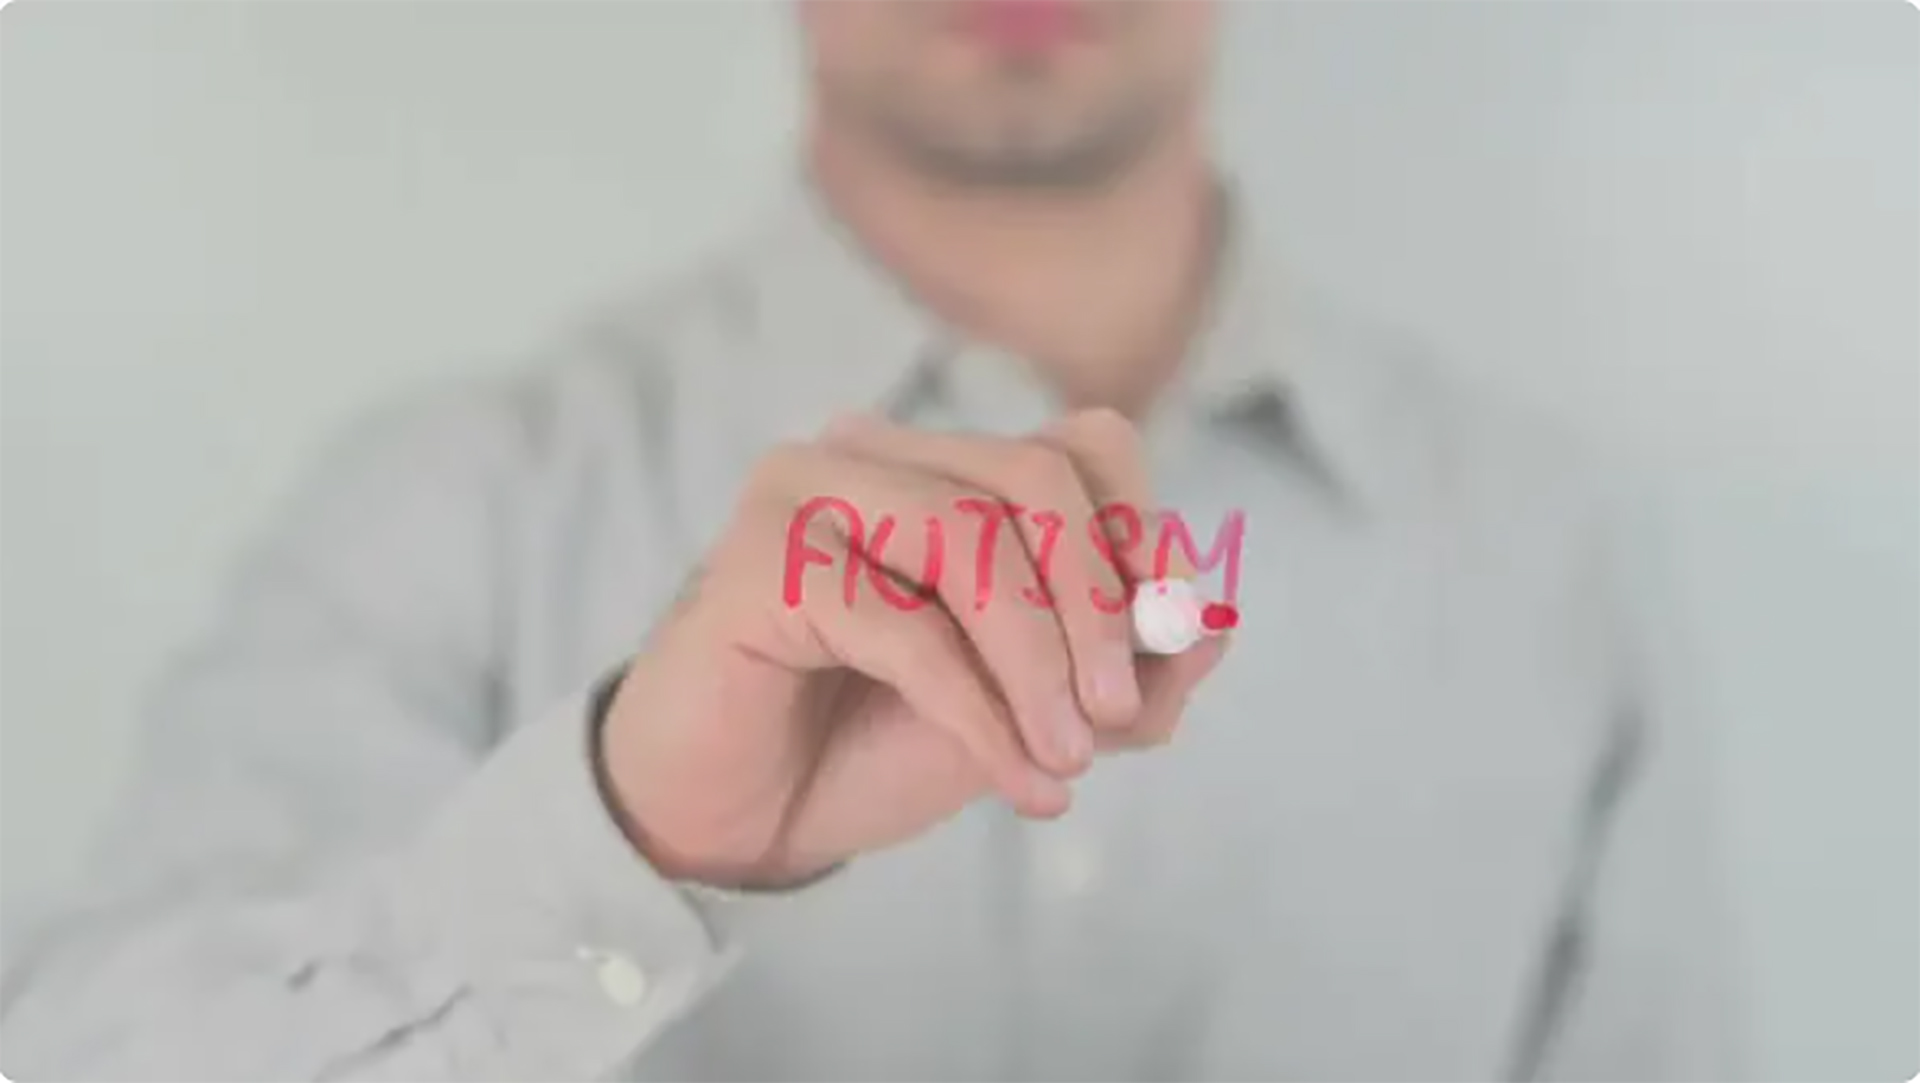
[599,408,1229,889]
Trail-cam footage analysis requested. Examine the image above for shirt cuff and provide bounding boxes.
[390,682,742,1079]
[675,861,848,947]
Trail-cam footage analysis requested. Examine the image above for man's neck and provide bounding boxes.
[809,125,1221,416]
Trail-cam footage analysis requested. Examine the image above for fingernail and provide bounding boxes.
[1028,771,1073,812]
[1053,698,1095,770]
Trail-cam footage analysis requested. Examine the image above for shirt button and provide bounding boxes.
[578,947,649,1008]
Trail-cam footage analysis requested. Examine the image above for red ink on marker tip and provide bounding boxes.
[1201,603,1239,632]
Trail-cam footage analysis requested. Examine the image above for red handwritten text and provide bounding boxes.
[784,498,1244,612]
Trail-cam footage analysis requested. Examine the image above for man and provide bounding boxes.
[0,2,1740,1079]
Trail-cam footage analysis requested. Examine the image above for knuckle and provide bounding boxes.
[1005,441,1081,499]
[1064,406,1141,455]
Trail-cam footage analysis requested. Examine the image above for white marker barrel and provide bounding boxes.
[1130,578,1235,655]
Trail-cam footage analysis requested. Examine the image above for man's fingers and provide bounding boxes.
[780,523,1070,818]
[820,414,1141,730]
[1039,408,1181,583]
[785,412,1230,764]
[1097,636,1230,752]
[763,444,1094,779]
[1039,409,1227,747]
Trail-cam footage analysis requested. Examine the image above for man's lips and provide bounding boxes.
[961,0,1085,53]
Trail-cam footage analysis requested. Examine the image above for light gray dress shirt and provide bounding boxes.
[0,180,1742,1082]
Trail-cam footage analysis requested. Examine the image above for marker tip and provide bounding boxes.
[1200,602,1239,632]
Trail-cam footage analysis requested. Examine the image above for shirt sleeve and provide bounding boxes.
[1522,476,1750,1082]
[0,382,748,1081]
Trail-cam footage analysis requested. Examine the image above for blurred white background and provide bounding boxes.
[2,2,1913,1078]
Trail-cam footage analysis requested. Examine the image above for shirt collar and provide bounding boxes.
[737,172,1413,514]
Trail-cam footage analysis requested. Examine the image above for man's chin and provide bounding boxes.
[883,116,1158,192]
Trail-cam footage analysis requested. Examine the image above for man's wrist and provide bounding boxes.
[585,659,845,894]
[586,659,710,882]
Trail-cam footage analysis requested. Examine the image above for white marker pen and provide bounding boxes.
[1129,577,1238,655]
